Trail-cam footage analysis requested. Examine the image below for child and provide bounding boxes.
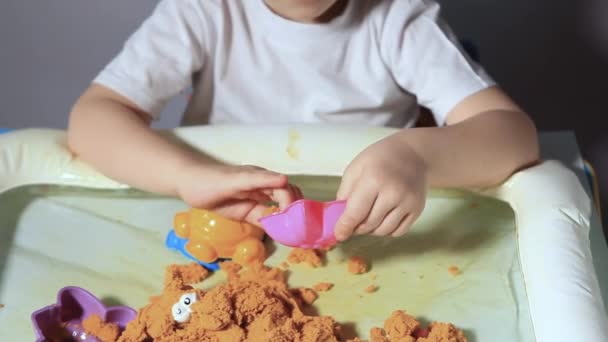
[67,0,539,242]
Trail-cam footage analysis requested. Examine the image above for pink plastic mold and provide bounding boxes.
[259,199,346,249]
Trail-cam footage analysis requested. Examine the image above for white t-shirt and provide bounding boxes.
[94,0,494,127]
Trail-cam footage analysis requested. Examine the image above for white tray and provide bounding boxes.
[0,126,606,341]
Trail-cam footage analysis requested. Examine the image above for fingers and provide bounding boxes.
[228,166,288,191]
[233,190,272,203]
[391,196,425,237]
[191,165,287,208]
[336,181,424,239]
[337,162,362,201]
[213,200,258,223]
[212,197,287,227]
[336,173,355,201]
[371,209,408,237]
[390,204,423,237]
[334,185,376,242]
[293,184,304,200]
[389,213,415,237]
[271,184,302,210]
[245,203,276,226]
[371,199,423,237]
[260,188,274,197]
[353,195,394,235]
[211,198,279,226]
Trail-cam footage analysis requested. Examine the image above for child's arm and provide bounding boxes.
[394,86,538,188]
[334,87,538,241]
[68,1,301,224]
[333,0,540,241]
[68,84,298,224]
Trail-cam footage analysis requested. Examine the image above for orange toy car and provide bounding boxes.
[173,208,266,265]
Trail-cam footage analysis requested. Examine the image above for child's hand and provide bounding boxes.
[334,134,427,241]
[177,163,302,226]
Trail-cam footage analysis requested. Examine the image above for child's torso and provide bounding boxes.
[182,0,419,128]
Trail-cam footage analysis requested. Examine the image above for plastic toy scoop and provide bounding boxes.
[31,286,136,342]
[259,199,346,249]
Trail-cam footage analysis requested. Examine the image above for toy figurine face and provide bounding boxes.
[172,293,197,323]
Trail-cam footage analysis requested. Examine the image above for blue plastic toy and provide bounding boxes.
[165,230,222,271]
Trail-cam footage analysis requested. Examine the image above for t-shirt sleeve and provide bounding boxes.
[93,0,207,119]
[381,0,495,126]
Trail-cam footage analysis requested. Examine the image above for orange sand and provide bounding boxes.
[448,266,461,276]
[287,248,325,268]
[314,282,334,292]
[89,261,467,342]
[348,256,369,274]
[116,263,340,341]
[83,314,120,342]
[384,310,420,338]
[364,285,379,293]
[291,288,319,305]
[165,263,210,285]
[418,322,467,342]
[369,327,387,341]
[219,260,243,280]
[349,310,467,342]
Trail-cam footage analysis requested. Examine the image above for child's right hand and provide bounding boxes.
[176,163,302,226]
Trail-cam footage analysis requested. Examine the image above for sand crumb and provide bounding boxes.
[0,304,4,310]
[313,282,334,292]
[348,256,369,274]
[448,266,461,276]
[292,288,319,305]
[384,310,420,338]
[417,322,467,342]
[357,311,467,342]
[287,248,325,268]
[83,314,120,342]
[364,285,379,293]
[370,326,388,341]
[280,261,290,269]
[370,273,378,280]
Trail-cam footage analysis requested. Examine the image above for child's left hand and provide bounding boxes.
[334,133,427,241]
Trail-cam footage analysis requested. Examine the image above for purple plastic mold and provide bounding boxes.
[31,286,136,342]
